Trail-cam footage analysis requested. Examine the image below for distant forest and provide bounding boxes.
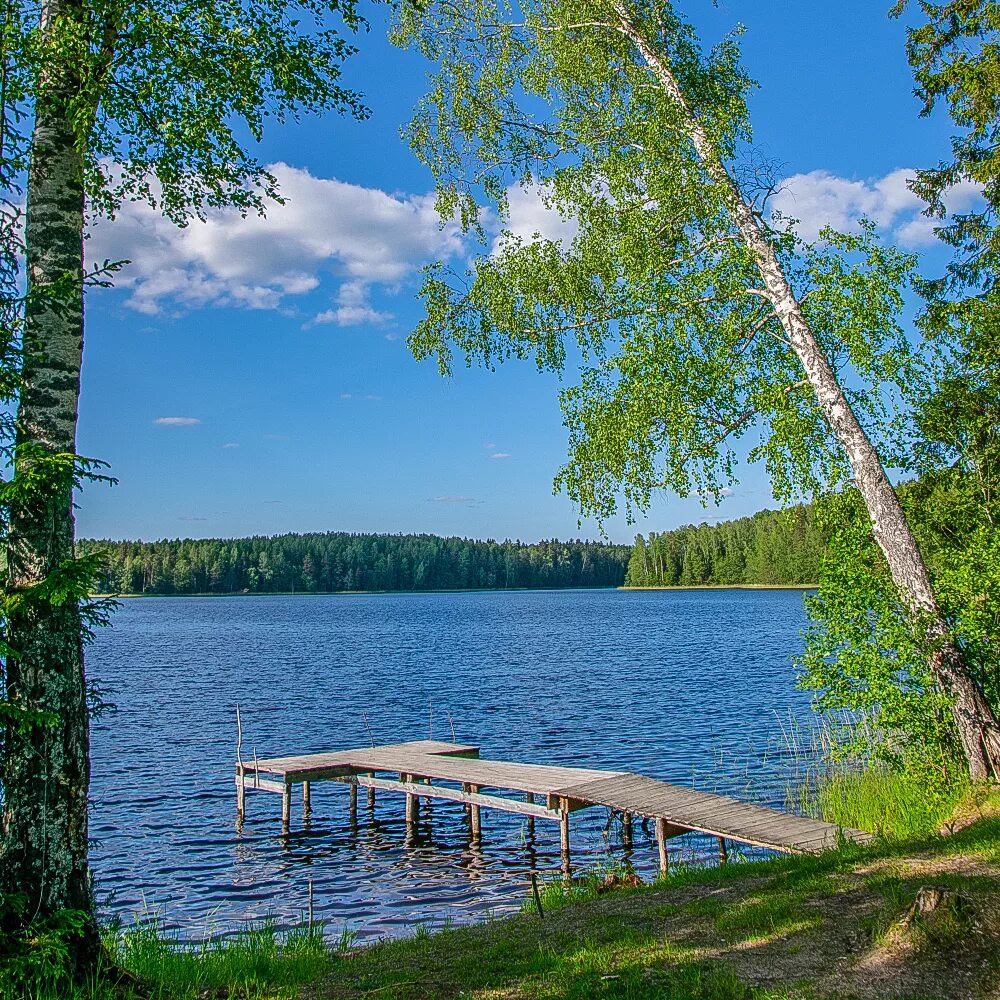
[79,533,632,594]
[81,505,825,596]
[624,506,823,587]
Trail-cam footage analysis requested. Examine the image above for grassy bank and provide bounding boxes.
[6,789,999,1000]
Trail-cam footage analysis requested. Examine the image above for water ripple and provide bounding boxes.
[88,589,814,941]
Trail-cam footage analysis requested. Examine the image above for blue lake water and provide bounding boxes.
[87,588,816,941]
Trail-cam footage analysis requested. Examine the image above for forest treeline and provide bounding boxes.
[624,505,824,587]
[78,533,632,594]
[80,505,826,596]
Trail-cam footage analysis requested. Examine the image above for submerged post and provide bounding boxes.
[622,811,633,850]
[655,817,669,875]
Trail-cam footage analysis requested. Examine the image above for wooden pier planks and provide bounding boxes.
[550,773,873,853]
[237,739,873,855]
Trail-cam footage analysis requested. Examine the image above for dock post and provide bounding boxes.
[367,775,376,811]
[469,784,482,843]
[235,704,245,824]
[559,797,571,880]
[525,792,535,837]
[302,781,311,820]
[655,817,669,875]
[403,773,417,832]
[349,782,358,824]
[717,837,728,866]
[622,811,633,850]
[236,771,246,825]
[281,781,292,834]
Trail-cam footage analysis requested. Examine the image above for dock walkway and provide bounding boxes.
[236,739,871,873]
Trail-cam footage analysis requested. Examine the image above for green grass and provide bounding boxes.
[806,765,970,840]
[1,918,338,1000]
[5,785,998,1000]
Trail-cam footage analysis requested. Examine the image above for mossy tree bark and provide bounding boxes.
[1,0,99,975]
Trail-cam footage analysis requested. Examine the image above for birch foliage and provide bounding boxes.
[394,1,918,521]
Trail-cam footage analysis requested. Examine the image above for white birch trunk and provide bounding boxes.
[1,0,100,975]
[613,3,1000,779]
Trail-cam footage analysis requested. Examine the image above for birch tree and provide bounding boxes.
[1,0,368,979]
[393,0,1000,778]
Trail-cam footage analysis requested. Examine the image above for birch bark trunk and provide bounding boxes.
[612,3,1000,779]
[1,0,99,973]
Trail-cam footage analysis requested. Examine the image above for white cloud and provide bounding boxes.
[222,442,239,448]
[154,416,200,426]
[719,487,735,498]
[771,168,983,247]
[491,452,512,460]
[494,182,579,254]
[89,163,467,324]
[310,279,395,328]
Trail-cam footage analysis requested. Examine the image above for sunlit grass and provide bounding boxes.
[808,766,970,840]
[1,917,337,1000]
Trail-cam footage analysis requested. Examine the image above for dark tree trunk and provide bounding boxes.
[1,0,99,977]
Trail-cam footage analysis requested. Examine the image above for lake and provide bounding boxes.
[87,588,816,941]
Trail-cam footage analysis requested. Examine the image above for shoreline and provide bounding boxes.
[92,583,817,599]
[620,583,817,591]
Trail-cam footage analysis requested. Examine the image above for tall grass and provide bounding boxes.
[1,916,338,1000]
[805,765,969,840]
[111,917,333,997]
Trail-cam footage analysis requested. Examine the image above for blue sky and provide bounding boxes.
[77,1,967,544]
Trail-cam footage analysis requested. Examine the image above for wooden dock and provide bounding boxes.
[236,739,872,874]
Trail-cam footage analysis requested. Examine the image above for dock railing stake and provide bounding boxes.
[530,873,544,919]
[235,704,245,822]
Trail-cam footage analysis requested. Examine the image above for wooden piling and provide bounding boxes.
[622,811,633,849]
[236,772,246,823]
[655,817,669,874]
[367,776,376,810]
[235,705,246,822]
[302,781,311,819]
[717,836,728,866]
[525,791,535,837]
[469,783,482,842]
[281,781,292,834]
[349,782,358,821]
[404,774,417,827]
[559,797,571,880]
